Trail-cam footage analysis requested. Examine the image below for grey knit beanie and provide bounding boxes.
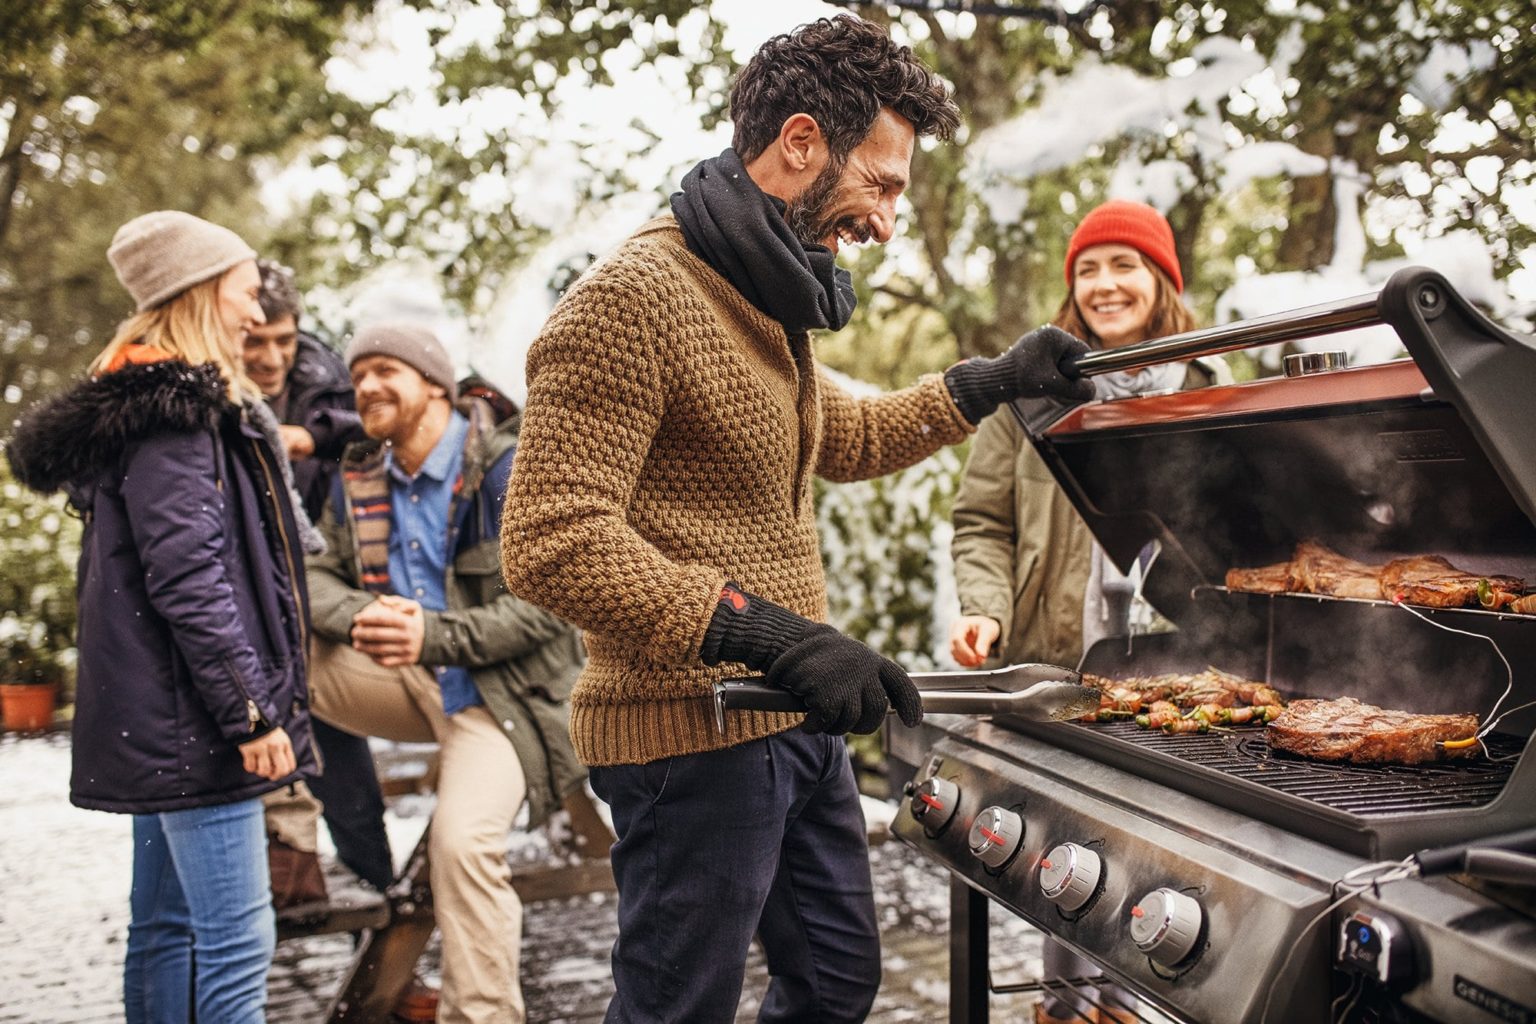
[107,211,258,312]
[345,323,458,401]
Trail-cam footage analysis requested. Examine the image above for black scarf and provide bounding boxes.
[670,148,856,335]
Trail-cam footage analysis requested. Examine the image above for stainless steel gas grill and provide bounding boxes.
[888,267,1536,1024]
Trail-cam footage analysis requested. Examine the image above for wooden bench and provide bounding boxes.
[278,788,616,1023]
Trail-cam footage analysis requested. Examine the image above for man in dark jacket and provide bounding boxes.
[245,261,366,520]
[246,261,394,899]
[306,323,587,1024]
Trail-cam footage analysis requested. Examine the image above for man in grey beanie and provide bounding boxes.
[302,322,590,1022]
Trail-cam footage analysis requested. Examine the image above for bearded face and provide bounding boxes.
[784,155,874,253]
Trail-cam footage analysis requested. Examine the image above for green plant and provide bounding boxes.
[0,458,79,690]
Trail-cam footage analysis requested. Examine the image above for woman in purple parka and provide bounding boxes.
[6,211,322,1023]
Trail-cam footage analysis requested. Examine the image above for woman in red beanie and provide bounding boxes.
[947,199,1227,1024]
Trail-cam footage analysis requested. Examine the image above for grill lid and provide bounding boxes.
[1020,266,1536,631]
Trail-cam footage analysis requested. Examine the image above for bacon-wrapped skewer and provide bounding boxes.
[1222,704,1284,725]
[1135,701,1183,730]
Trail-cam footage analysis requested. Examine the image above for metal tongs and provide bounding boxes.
[712,663,1101,733]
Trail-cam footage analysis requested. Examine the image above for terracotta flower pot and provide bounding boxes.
[0,682,57,732]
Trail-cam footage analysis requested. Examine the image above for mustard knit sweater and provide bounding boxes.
[501,215,974,766]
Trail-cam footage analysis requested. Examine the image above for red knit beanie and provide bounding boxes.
[1064,199,1183,294]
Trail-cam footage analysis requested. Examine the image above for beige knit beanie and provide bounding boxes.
[345,323,458,401]
[107,211,258,312]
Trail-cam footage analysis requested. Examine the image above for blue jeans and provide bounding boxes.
[124,798,275,1024]
[589,729,881,1024]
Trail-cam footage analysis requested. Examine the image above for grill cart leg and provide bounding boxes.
[950,876,989,1024]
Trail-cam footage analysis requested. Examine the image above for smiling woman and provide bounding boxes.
[4,210,319,1024]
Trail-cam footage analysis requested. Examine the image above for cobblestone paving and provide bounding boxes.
[0,732,1047,1023]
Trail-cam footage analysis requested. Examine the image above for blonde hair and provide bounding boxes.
[1051,255,1198,347]
[91,272,258,403]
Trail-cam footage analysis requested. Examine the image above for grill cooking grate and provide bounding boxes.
[1069,720,1522,817]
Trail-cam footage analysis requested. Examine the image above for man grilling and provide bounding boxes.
[500,14,1094,1021]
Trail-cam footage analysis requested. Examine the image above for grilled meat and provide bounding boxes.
[1266,697,1479,764]
[1227,541,1533,612]
[1082,668,1284,732]
[1225,561,1290,594]
[1287,541,1386,599]
[1380,554,1524,609]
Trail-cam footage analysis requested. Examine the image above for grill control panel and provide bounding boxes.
[890,732,1339,1023]
[1039,842,1101,912]
[968,806,1024,868]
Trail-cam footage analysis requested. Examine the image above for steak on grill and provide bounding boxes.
[1379,554,1524,609]
[1226,541,1532,612]
[1287,541,1386,599]
[1225,561,1290,593]
[1266,697,1480,764]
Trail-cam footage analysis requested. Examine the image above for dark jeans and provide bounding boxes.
[589,728,880,1024]
[307,718,394,890]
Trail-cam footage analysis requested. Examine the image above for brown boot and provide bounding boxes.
[392,974,440,1022]
[267,835,328,912]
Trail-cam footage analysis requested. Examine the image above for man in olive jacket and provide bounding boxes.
[305,322,585,1024]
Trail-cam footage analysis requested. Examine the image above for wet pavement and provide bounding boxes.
[0,732,1053,1022]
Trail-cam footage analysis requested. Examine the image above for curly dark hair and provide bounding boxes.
[256,259,303,323]
[730,15,960,164]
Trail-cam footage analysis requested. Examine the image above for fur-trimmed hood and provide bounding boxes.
[6,359,226,494]
[6,358,325,554]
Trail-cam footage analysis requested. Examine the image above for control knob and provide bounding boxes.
[909,776,959,830]
[1039,843,1102,911]
[1129,888,1203,966]
[967,806,1024,868]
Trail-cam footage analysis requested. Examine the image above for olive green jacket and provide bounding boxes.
[306,400,587,827]
[952,362,1219,667]
[952,407,1093,668]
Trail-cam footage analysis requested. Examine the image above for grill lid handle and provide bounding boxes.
[1063,291,1381,378]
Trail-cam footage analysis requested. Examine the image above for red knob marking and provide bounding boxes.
[979,827,1003,846]
[1040,859,1053,870]
[919,793,943,810]
[1131,905,1145,918]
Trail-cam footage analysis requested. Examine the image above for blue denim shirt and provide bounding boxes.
[385,410,481,714]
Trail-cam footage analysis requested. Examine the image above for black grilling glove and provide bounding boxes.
[943,325,1096,425]
[700,583,923,735]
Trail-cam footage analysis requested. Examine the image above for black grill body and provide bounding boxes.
[890,268,1536,1023]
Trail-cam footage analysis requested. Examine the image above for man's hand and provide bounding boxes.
[700,583,923,735]
[277,424,316,460]
[351,595,425,667]
[949,615,1001,668]
[238,726,296,780]
[943,325,1096,424]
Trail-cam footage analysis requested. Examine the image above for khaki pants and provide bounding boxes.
[308,637,528,1024]
[262,779,323,852]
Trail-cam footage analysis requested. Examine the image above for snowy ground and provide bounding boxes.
[0,732,1053,1023]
